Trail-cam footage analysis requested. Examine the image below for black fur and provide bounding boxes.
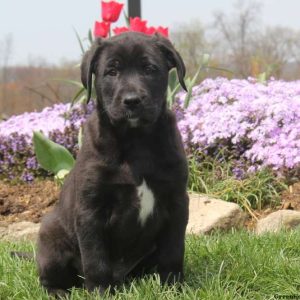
[36,32,189,296]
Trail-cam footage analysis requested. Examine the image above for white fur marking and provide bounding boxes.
[128,118,139,128]
[137,179,155,226]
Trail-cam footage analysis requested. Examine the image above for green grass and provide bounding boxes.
[188,151,287,213]
[1,230,300,299]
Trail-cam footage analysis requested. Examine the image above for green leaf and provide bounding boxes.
[168,69,178,92]
[201,53,210,67]
[167,83,181,108]
[207,66,234,74]
[183,73,200,108]
[52,78,84,88]
[257,72,267,84]
[123,11,130,26]
[71,87,86,106]
[88,29,93,45]
[54,169,70,185]
[184,54,211,108]
[185,77,192,87]
[167,69,184,108]
[73,27,85,54]
[33,131,75,174]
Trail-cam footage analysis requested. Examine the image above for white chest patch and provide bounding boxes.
[128,118,139,128]
[137,179,155,226]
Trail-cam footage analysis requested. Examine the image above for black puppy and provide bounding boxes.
[37,32,189,296]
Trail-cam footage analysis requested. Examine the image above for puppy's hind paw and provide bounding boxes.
[46,288,69,299]
[10,251,34,260]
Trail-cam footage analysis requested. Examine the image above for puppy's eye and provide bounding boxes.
[144,65,157,75]
[106,69,118,76]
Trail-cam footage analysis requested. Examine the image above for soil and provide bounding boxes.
[1,179,300,227]
[0,180,59,223]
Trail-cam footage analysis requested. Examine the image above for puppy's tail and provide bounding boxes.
[10,251,34,260]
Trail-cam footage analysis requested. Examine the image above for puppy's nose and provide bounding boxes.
[123,95,141,109]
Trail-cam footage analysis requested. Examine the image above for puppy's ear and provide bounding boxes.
[155,33,187,91]
[81,38,104,102]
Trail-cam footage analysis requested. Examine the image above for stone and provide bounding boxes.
[256,210,300,234]
[187,193,247,234]
[1,221,40,242]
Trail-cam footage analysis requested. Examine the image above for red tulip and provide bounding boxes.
[102,1,124,23]
[156,26,169,38]
[94,21,110,38]
[145,26,156,35]
[129,17,147,33]
[113,26,130,35]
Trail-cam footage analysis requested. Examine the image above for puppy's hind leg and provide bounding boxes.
[36,213,83,296]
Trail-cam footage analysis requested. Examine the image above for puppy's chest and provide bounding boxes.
[107,177,162,262]
[110,145,174,228]
[126,159,163,226]
[125,146,172,183]
[110,177,158,228]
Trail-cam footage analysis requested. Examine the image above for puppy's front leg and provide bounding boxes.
[76,210,113,293]
[156,193,189,285]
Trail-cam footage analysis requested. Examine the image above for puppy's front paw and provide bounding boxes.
[46,287,69,299]
[86,280,116,296]
[159,271,184,285]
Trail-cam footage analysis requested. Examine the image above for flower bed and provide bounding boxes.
[1,77,300,182]
[0,102,94,182]
[176,77,300,178]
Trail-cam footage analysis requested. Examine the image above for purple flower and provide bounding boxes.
[0,101,96,182]
[21,170,35,182]
[174,77,300,176]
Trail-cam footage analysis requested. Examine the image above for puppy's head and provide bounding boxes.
[81,32,186,128]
